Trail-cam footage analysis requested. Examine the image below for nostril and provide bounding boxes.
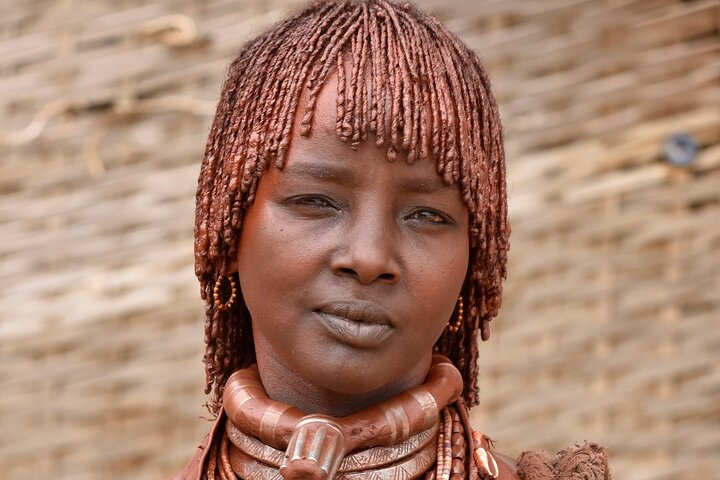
[336,267,395,283]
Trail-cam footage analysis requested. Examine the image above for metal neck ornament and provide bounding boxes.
[222,355,465,480]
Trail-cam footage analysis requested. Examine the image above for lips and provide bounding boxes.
[315,301,394,348]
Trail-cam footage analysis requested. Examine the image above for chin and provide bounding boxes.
[321,374,390,397]
[302,350,424,398]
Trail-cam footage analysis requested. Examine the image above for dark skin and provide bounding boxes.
[231,73,469,417]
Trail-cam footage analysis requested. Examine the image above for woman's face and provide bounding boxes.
[235,75,469,407]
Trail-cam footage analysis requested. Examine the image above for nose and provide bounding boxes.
[330,212,401,285]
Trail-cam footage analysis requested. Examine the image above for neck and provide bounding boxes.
[254,344,431,417]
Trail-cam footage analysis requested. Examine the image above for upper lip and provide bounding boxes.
[317,301,394,326]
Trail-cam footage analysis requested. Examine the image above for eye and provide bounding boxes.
[287,195,339,211]
[406,208,452,225]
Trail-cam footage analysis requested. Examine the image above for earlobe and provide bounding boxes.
[221,264,239,277]
[220,251,240,277]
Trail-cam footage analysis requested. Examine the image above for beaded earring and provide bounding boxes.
[447,295,464,333]
[213,275,237,311]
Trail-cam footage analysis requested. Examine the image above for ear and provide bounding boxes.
[220,252,239,277]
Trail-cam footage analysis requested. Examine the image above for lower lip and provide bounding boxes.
[315,311,393,348]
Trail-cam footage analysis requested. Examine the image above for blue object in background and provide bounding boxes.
[664,132,699,167]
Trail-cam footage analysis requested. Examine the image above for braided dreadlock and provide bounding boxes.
[195,0,509,414]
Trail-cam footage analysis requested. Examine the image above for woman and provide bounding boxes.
[177,1,610,478]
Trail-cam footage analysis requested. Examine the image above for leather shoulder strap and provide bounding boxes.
[170,411,226,480]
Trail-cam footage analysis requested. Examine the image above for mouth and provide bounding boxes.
[314,301,394,348]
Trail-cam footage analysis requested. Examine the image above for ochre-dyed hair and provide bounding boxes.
[195,0,509,414]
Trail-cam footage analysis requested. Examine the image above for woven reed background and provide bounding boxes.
[1,0,718,479]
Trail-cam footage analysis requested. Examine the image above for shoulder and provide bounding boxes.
[470,429,519,479]
[515,441,610,479]
[486,441,610,479]
[170,412,226,480]
[476,431,608,479]
[492,449,520,479]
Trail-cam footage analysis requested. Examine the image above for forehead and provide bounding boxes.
[293,72,347,151]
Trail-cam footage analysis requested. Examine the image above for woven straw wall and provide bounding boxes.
[1,1,718,479]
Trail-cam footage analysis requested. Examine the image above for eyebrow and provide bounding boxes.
[398,177,455,194]
[283,161,456,194]
[283,162,358,186]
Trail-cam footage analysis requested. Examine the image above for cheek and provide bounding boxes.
[406,234,470,336]
[236,207,290,316]
[235,205,330,319]
[238,206,303,277]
